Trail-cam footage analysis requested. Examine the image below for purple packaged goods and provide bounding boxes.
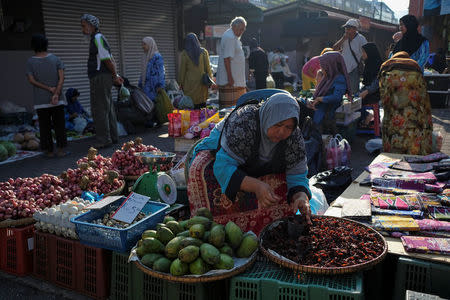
[401,236,450,255]
[404,152,449,163]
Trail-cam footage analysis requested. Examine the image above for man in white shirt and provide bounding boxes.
[333,19,367,95]
[217,16,247,108]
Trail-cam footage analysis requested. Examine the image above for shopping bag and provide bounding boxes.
[155,90,174,124]
[339,137,351,167]
[326,136,341,169]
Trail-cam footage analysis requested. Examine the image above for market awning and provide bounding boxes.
[281,17,330,37]
[206,0,263,24]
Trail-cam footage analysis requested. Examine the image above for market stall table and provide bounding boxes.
[324,152,450,265]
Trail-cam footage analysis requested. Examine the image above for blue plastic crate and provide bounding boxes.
[71,198,169,253]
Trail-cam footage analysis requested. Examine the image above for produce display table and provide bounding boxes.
[324,152,450,265]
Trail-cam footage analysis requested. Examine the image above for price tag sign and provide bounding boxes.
[87,196,123,210]
[112,192,150,224]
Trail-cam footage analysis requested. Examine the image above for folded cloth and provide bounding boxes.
[416,219,450,231]
[371,207,423,218]
[370,194,422,210]
[404,152,449,163]
[401,236,450,255]
[433,159,450,172]
[372,215,420,231]
[428,206,450,221]
[390,161,438,172]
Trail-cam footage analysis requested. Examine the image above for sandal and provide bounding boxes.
[56,150,71,157]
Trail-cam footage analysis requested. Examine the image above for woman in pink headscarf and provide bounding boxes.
[307,51,352,132]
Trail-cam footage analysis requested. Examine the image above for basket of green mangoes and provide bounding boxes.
[130,207,258,283]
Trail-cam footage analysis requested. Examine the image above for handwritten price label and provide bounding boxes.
[112,192,149,223]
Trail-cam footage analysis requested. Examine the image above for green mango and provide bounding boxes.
[189,224,205,239]
[177,230,190,237]
[165,236,185,259]
[163,216,176,224]
[141,253,163,268]
[179,220,189,230]
[153,257,172,273]
[209,224,225,248]
[180,237,203,248]
[236,233,258,258]
[156,223,167,230]
[189,258,209,275]
[225,221,243,249]
[142,237,165,254]
[200,243,220,265]
[170,258,189,276]
[220,244,234,257]
[136,246,147,258]
[203,231,211,242]
[156,226,175,245]
[166,221,183,235]
[214,253,234,270]
[186,216,211,230]
[142,230,157,239]
[178,245,199,263]
[195,207,213,220]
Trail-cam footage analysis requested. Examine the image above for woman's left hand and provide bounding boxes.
[291,192,311,225]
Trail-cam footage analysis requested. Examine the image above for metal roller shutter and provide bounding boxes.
[118,0,177,86]
[42,0,120,111]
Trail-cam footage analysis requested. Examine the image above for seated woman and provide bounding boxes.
[188,93,312,235]
[359,42,383,127]
[379,51,433,155]
[307,52,351,133]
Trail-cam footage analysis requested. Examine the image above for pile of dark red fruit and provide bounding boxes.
[262,216,384,268]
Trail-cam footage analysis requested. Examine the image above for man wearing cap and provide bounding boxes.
[80,14,123,148]
[333,19,367,95]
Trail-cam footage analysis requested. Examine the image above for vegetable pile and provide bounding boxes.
[135,208,258,276]
[111,137,171,177]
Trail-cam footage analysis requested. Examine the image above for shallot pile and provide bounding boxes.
[111,137,171,177]
[0,174,69,220]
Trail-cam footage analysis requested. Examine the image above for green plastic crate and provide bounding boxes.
[110,252,134,300]
[132,264,229,300]
[230,261,363,300]
[394,257,450,300]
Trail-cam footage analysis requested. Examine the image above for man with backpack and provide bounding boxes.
[81,14,123,148]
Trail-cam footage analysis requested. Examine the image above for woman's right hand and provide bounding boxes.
[255,181,281,208]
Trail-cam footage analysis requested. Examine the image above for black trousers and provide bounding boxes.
[255,74,267,90]
[271,72,284,89]
[36,105,67,152]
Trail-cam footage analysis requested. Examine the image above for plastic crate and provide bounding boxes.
[110,252,134,300]
[52,234,78,290]
[406,290,444,300]
[394,257,450,300]
[76,243,111,300]
[230,261,364,300]
[132,266,229,300]
[0,224,35,276]
[71,198,169,252]
[32,231,53,281]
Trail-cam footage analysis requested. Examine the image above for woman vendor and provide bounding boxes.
[188,93,311,234]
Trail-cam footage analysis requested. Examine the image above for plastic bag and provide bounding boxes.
[266,74,275,88]
[173,113,182,137]
[309,185,329,215]
[131,87,154,115]
[180,110,191,135]
[119,85,130,101]
[178,95,194,109]
[73,116,87,133]
[326,136,341,169]
[432,131,443,152]
[365,138,382,154]
[155,90,174,124]
[339,137,351,167]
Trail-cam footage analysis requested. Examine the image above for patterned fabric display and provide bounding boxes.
[372,215,419,231]
[427,206,450,221]
[370,194,421,210]
[404,152,449,163]
[390,161,438,173]
[416,219,450,231]
[371,207,423,218]
[419,194,442,209]
[438,194,450,206]
[401,236,450,255]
